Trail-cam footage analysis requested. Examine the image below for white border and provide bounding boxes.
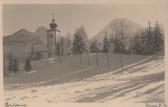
[0,0,167,107]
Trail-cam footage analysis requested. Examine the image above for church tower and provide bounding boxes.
[47,17,57,58]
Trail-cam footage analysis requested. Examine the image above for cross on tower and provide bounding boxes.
[52,13,55,19]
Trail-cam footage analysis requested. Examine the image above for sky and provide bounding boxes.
[3,3,166,38]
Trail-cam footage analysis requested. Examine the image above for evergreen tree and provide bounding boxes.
[153,22,164,53]
[89,40,99,53]
[132,30,145,54]
[102,33,110,69]
[72,26,87,55]
[132,21,164,55]
[145,21,154,54]
[78,26,89,49]
[102,35,109,53]
[72,26,88,64]
[66,33,72,56]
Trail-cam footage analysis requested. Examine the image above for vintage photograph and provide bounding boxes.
[3,4,165,104]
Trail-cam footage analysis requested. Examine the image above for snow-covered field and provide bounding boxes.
[4,55,164,105]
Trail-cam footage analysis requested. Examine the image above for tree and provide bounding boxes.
[113,22,128,54]
[153,22,164,54]
[60,36,64,56]
[73,34,85,64]
[87,51,90,66]
[7,52,14,72]
[66,33,72,56]
[102,33,110,69]
[102,34,109,53]
[145,21,154,55]
[72,26,87,55]
[30,44,34,60]
[7,52,19,74]
[132,21,164,55]
[108,33,115,52]
[13,58,19,74]
[113,22,128,72]
[89,40,99,53]
[79,26,89,50]
[24,57,32,71]
[72,26,88,64]
[56,41,61,60]
[89,41,100,71]
[132,29,145,54]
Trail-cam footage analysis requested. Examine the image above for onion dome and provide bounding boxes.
[49,18,57,29]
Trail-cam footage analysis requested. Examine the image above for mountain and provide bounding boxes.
[35,26,48,44]
[92,18,143,41]
[3,29,47,58]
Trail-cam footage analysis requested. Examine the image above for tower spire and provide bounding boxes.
[49,14,57,29]
[52,13,55,19]
[52,13,55,22]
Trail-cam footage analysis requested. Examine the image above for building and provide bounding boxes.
[47,17,60,58]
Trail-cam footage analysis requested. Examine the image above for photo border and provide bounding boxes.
[0,0,167,107]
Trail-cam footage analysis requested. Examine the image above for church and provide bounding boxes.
[47,17,60,58]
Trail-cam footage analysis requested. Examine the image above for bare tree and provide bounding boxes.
[132,21,164,55]
[102,32,110,69]
[56,41,61,61]
[114,21,128,72]
[95,49,99,72]
[60,36,64,56]
[87,51,90,66]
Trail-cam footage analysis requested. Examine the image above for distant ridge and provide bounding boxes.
[35,26,48,44]
[3,28,46,57]
[92,18,143,41]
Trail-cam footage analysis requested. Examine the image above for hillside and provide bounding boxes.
[92,18,143,41]
[3,29,47,57]
[4,54,164,103]
[35,26,48,44]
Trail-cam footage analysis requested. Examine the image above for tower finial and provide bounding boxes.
[52,13,55,19]
[49,14,57,29]
[51,13,55,23]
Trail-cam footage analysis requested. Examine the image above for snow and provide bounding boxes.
[4,56,164,105]
[26,70,37,74]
